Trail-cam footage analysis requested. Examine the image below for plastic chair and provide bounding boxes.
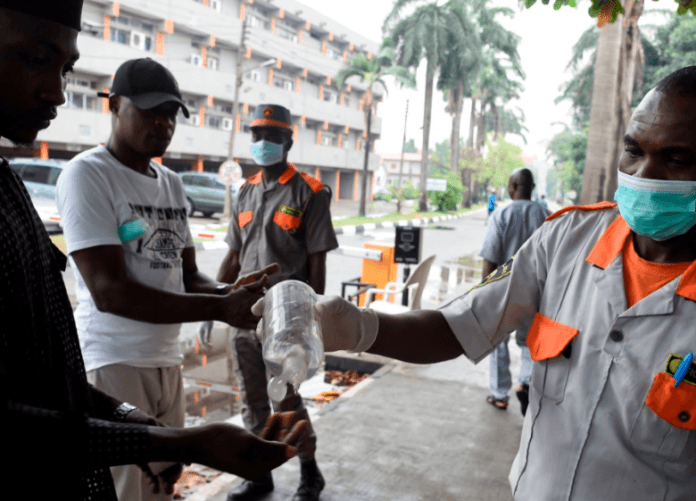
[364,255,436,314]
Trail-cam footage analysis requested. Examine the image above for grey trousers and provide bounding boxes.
[489,334,533,401]
[230,327,316,459]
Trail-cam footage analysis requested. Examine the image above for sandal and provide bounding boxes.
[486,395,508,410]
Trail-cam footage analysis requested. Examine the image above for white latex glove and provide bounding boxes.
[251,295,379,352]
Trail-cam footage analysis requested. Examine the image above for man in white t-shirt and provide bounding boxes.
[56,58,274,501]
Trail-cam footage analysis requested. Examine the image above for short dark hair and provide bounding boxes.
[655,66,696,97]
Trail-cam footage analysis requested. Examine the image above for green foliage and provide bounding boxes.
[430,139,451,177]
[546,167,559,199]
[460,135,524,187]
[546,129,588,201]
[525,0,696,23]
[428,171,465,210]
[403,139,418,153]
[402,180,422,200]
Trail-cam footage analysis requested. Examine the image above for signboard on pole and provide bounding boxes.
[426,178,447,192]
[219,160,242,186]
[394,226,422,264]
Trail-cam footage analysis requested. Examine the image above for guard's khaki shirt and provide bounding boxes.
[225,164,338,288]
[440,202,696,500]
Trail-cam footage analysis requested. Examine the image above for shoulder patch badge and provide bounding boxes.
[468,257,514,292]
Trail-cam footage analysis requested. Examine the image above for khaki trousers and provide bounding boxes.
[87,364,185,501]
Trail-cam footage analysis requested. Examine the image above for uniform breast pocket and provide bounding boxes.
[527,313,579,403]
[273,211,301,231]
[629,372,696,458]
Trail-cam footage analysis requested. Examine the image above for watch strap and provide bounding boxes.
[113,402,138,422]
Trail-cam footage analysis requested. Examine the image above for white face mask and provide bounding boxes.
[249,140,284,166]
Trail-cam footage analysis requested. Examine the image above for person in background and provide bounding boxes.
[200,104,338,501]
[0,2,306,501]
[480,169,550,415]
[539,193,549,210]
[486,188,497,224]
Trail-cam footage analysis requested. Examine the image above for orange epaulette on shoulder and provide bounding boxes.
[241,171,262,188]
[299,172,324,193]
[545,201,617,222]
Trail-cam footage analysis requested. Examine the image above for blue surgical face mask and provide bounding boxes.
[614,171,696,241]
[250,140,284,166]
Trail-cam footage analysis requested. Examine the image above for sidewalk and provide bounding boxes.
[191,276,525,501]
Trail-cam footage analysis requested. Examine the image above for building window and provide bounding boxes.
[110,28,128,44]
[274,78,293,92]
[85,96,97,110]
[208,57,219,71]
[207,116,221,129]
[321,135,334,146]
[248,16,264,28]
[323,91,338,104]
[190,54,204,66]
[247,70,261,82]
[113,16,130,26]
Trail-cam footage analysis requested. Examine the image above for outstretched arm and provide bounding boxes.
[368,310,465,364]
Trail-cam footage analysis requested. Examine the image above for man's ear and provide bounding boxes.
[109,95,120,115]
[285,137,294,153]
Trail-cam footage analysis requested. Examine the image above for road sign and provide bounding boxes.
[426,178,447,192]
[219,160,242,186]
[394,226,422,264]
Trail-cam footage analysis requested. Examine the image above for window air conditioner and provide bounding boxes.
[222,118,233,131]
[211,0,222,12]
[283,81,293,92]
[191,114,201,126]
[130,30,146,50]
[190,54,203,67]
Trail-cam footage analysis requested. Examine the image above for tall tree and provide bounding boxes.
[384,0,458,211]
[336,47,416,216]
[438,0,481,176]
[579,0,645,204]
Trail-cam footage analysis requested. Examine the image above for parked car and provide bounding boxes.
[8,158,66,232]
[8,157,66,199]
[179,171,232,218]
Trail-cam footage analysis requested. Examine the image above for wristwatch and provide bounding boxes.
[216,284,229,295]
[113,402,138,422]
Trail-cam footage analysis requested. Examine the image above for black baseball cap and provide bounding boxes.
[98,58,190,118]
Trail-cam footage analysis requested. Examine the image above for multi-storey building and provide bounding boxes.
[380,151,423,189]
[0,0,383,201]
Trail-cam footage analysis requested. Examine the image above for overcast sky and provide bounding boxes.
[297,0,599,160]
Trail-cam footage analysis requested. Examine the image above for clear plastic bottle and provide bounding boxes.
[261,280,324,401]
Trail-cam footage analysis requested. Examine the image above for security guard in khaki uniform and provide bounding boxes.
[254,68,696,500]
[208,104,338,501]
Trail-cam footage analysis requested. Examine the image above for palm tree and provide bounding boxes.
[384,0,457,212]
[336,47,416,216]
[438,0,481,177]
[579,0,644,204]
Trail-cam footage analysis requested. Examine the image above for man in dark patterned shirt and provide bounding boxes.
[0,2,306,500]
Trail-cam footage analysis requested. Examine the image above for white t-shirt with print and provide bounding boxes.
[56,145,194,372]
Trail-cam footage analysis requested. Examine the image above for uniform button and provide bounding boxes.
[679,411,691,423]
[609,330,623,342]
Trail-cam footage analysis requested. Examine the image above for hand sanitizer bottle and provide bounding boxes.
[261,280,324,401]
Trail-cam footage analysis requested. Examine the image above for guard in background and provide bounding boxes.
[480,168,550,415]
[203,104,338,501]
